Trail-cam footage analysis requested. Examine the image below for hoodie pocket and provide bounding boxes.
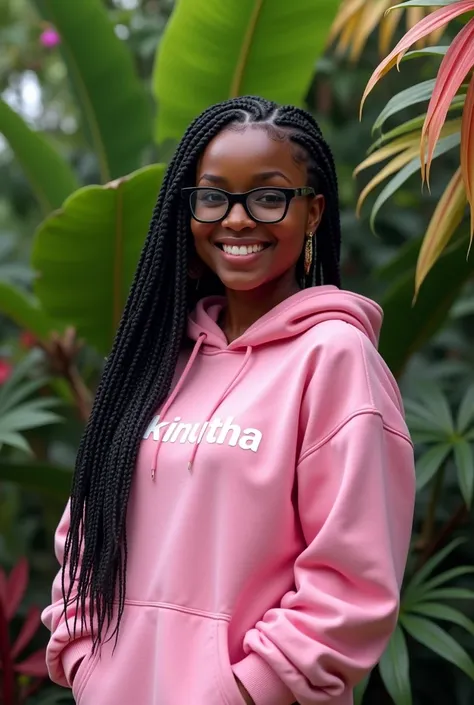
[72,649,99,704]
[75,603,246,705]
[214,619,247,705]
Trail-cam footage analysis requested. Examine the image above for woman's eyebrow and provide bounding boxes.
[198,173,225,184]
[198,171,292,185]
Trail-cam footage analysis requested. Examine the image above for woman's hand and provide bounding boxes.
[235,676,255,705]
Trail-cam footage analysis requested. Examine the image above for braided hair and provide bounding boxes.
[63,96,342,647]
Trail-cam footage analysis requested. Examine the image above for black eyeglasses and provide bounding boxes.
[181,186,315,224]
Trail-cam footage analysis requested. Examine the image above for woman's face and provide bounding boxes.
[190,126,324,292]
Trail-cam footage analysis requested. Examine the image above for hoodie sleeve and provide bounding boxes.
[41,501,93,688]
[232,410,415,705]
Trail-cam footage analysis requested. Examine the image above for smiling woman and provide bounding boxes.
[42,96,415,705]
[185,117,330,324]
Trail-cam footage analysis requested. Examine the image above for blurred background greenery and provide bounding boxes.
[1,1,474,704]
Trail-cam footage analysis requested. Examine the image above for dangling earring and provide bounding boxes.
[304,231,313,277]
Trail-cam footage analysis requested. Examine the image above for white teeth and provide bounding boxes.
[222,243,265,256]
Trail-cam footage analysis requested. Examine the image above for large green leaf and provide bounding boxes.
[457,385,474,433]
[0,462,71,498]
[153,0,339,144]
[453,440,474,507]
[409,603,474,638]
[379,627,412,705]
[400,614,474,680]
[415,444,451,492]
[0,99,78,214]
[0,281,56,340]
[422,588,474,602]
[31,164,165,355]
[402,538,465,608]
[354,674,370,705]
[379,234,474,377]
[33,0,153,181]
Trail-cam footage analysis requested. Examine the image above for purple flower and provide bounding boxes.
[40,28,61,48]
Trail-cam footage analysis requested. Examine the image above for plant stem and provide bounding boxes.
[421,502,468,566]
[40,328,93,424]
[418,464,446,567]
[63,363,92,423]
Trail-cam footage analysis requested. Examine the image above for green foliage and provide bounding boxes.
[153,0,339,144]
[406,384,474,505]
[379,233,474,377]
[31,0,154,181]
[0,351,61,454]
[379,628,412,705]
[0,98,78,214]
[32,164,165,354]
[369,132,461,232]
[0,461,71,498]
[0,281,56,341]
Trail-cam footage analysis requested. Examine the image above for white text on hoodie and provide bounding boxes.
[143,415,263,452]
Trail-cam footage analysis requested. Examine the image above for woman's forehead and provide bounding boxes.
[196,126,307,182]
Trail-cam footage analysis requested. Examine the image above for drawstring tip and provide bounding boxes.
[151,468,155,481]
[187,461,193,473]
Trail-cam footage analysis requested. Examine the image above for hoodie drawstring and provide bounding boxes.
[150,339,254,480]
[151,333,207,480]
[187,345,253,473]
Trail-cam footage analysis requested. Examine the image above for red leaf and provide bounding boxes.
[0,567,7,609]
[421,18,474,182]
[11,606,41,660]
[5,558,28,621]
[0,592,15,705]
[14,648,49,678]
[461,73,474,238]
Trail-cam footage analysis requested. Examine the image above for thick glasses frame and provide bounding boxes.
[181,186,315,224]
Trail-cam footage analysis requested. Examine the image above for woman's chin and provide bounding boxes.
[218,272,268,293]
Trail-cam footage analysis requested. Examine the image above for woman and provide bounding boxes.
[42,96,415,705]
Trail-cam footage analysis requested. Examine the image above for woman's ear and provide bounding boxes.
[307,194,325,234]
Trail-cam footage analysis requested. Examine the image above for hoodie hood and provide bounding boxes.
[187,285,383,351]
[150,286,383,478]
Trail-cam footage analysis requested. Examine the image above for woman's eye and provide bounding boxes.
[198,191,226,205]
[255,192,285,207]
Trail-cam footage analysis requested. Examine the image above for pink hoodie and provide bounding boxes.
[42,286,415,705]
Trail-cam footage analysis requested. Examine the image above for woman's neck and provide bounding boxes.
[221,274,301,343]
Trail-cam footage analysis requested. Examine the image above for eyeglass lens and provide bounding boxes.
[190,189,287,223]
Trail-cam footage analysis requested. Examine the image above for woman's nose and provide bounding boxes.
[221,203,256,231]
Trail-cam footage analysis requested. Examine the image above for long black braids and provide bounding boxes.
[63,96,342,648]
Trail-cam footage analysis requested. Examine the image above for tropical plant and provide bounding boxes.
[329,0,444,62]
[339,0,474,299]
[0,0,340,351]
[406,383,474,505]
[374,539,474,705]
[153,0,339,145]
[354,381,474,704]
[0,350,61,455]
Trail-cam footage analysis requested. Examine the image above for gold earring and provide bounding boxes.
[304,231,313,276]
